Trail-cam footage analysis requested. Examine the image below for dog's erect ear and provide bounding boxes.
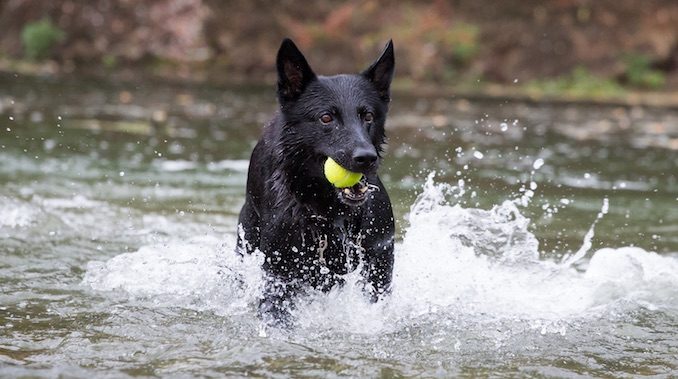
[277,38,316,104]
[362,40,395,102]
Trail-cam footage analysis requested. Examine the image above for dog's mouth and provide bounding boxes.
[337,177,376,206]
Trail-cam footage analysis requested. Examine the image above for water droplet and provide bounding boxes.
[473,151,484,159]
[601,198,609,214]
[532,158,545,170]
[258,325,267,338]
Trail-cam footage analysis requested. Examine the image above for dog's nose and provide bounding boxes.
[352,147,378,168]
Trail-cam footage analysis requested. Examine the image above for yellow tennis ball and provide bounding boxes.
[324,157,362,188]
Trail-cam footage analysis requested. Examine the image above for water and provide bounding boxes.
[1,74,678,377]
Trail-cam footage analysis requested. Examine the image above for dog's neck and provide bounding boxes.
[271,164,350,224]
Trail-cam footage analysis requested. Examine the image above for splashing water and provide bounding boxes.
[84,236,266,316]
[83,173,678,340]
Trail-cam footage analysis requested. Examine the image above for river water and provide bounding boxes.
[1,75,677,377]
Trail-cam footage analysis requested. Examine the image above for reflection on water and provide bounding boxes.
[1,74,677,377]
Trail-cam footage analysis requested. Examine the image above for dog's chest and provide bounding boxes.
[288,222,365,276]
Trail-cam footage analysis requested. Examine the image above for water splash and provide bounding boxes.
[83,236,266,315]
[83,174,678,335]
[561,197,609,266]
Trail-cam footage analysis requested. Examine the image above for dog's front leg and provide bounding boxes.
[258,275,300,328]
[235,199,260,255]
[360,185,396,302]
[361,236,395,302]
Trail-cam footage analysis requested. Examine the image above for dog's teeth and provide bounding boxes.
[343,188,352,195]
[359,186,368,193]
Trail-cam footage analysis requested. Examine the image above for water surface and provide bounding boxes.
[1,75,678,377]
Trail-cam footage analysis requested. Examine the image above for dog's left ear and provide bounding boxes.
[362,40,395,102]
[277,38,316,104]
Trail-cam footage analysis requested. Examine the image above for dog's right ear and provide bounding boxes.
[277,38,316,104]
[362,40,395,102]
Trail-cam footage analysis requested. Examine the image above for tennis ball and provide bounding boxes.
[324,157,362,188]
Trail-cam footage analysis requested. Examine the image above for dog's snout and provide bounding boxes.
[352,147,378,168]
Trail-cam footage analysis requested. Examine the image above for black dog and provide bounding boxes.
[236,38,395,325]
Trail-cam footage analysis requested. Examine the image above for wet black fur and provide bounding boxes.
[236,38,396,326]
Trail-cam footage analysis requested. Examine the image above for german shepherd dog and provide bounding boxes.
[236,38,395,326]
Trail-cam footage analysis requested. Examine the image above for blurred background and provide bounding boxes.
[0,0,676,100]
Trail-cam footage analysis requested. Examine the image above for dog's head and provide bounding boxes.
[275,38,394,206]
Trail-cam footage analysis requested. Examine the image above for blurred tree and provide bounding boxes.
[0,0,675,91]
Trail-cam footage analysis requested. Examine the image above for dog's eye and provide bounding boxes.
[364,112,374,122]
[320,114,333,124]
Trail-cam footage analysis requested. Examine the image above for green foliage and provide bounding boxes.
[102,54,118,69]
[416,21,480,81]
[21,19,65,60]
[443,23,480,66]
[526,67,625,98]
[623,53,666,89]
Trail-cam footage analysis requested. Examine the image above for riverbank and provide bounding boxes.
[0,1,676,105]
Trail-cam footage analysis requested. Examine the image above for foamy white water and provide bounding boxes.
[82,174,678,338]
